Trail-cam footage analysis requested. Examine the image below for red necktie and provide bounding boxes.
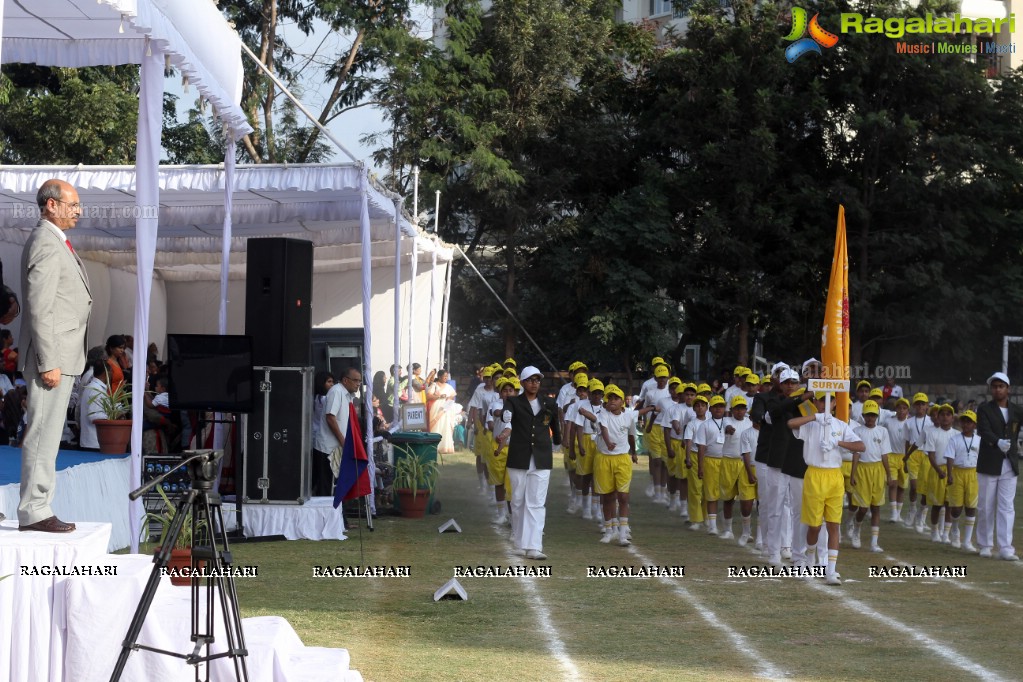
[66,239,74,254]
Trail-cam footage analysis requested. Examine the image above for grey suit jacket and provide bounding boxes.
[18,220,92,376]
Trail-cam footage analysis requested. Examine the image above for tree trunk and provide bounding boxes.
[503,244,516,359]
[737,314,749,366]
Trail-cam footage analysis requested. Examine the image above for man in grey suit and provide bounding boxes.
[17,179,93,533]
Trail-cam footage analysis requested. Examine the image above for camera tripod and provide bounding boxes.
[110,450,249,681]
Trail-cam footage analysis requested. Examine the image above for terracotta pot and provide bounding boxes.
[395,488,430,518]
[95,419,132,455]
[159,546,194,587]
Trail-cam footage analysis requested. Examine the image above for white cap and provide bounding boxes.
[519,366,544,381]
[987,371,1011,386]
[771,362,790,375]
[779,369,801,383]
[802,357,820,371]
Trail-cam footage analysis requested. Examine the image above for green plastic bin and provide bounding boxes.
[390,431,442,514]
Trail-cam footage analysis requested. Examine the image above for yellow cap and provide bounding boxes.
[896,397,910,407]
[654,365,670,378]
[674,383,687,396]
[938,403,954,412]
[697,383,712,394]
[588,379,605,393]
[684,382,698,392]
[693,395,709,405]
[509,378,521,391]
[730,395,748,408]
[503,368,517,378]
[709,395,726,407]
[734,365,750,376]
[929,404,940,414]
[504,357,516,367]
[745,374,761,386]
[604,384,625,401]
[494,377,508,390]
[912,392,929,404]
[652,356,667,367]
[568,361,585,373]
[862,400,880,416]
[869,388,883,399]
[960,410,977,423]
[574,374,590,389]
[813,390,835,400]
[482,366,496,378]
[856,380,872,390]
[668,376,682,387]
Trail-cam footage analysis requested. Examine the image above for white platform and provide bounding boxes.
[242,497,348,541]
[1,522,362,682]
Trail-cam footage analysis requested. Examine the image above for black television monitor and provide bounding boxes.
[167,334,254,413]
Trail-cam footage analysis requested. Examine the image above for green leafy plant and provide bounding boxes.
[142,484,205,550]
[88,369,131,420]
[392,447,439,500]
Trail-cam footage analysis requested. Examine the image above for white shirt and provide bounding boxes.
[637,377,658,405]
[721,416,751,458]
[312,395,326,444]
[488,395,507,435]
[906,416,931,450]
[854,424,892,464]
[850,401,865,425]
[662,401,686,440]
[888,384,904,399]
[316,384,356,453]
[654,396,677,428]
[945,432,980,468]
[740,426,760,458]
[597,408,639,455]
[884,417,908,455]
[724,384,745,407]
[574,400,603,438]
[152,392,169,409]
[694,418,726,458]
[79,377,107,449]
[795,414,861,469]
[684,415,706,453]
[643,386,671,413]
[557,382,578,411]
[923,426,954,463]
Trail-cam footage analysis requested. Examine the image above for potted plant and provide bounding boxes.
[392,447,439,518]
[89,374,131,454]
[143,485,205,586]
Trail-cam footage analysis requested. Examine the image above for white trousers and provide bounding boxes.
[508,457,551,552]
[755,462,771,545]
[976,458,1017,556]
[764,466,793,556]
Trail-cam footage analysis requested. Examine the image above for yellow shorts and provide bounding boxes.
[646,424,666,460]
[593,452,633,495]
[474,426,493,460]
[670,440,687,480]
[841,460,853,495]
[719,458,756,502]
[947,467,978,509]
[929,465,948,505]
[851,461,886,508]
[686,449,704,521]
[802,466,844,527]
[664,439,679,477]
[917,461,934,500]
[907,450,925,481]
[888,453,908,489]
[702,456,722,502]
[487,445,508,486]
[576,437,597,476]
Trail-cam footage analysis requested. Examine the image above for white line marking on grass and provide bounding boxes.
[881,553,1023,610]
[804,580,1010,682]
[626,545,789,681]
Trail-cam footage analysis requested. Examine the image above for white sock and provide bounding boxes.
[896,501,903,517]
[828,549,839,576]
[943,520,952,536]
[742,514,751,536]
[964,516,976,543]
[870,526,880,547]
[708,513,717,527]
[583,493,591,509]
[619,516,630,531]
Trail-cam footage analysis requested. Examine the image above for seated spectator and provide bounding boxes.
[142,374,179,453]
[79,359,108,451]
[105,335,128,393]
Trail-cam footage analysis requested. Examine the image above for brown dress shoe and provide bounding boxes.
[19,516,76,533]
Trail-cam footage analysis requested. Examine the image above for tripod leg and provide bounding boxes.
[110,489,198,682]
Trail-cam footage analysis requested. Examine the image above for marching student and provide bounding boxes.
[636,356,669,409]
[594,384,639,546]
[849,380,872,425]
[683,395,709,529]
[788,393,866,586]
[563,374,590,516]
[884,397,911,523]
[763,364,801,566]
[945,409,980,552]
[724,366,750,407]
[487,377,519,525]
[642,365,673,501]
[468,366,498,493]
[695,395,728,535]
[575,379,606,525]
[739,414,761,548]
[905,392,932,531]
[748,363,786,553]
[924,404,957,543]
[666,383,695,517]
[849,400,893,552]
[718,395,755,544]
[653,375,683,506]
[558,362,588,511]
[975,371,1022,560]
[744,373,761,405]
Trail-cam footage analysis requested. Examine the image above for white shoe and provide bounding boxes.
[738,533,751,547]
[916,520,928,534]
[567,501,579,514]
[963,542,977,553]
[679,506,689,519]
[645,484,655,498]
[494,508,508,525]
[1000,552,1020,561]
[781,548,793,561]
[754,541,764,551]
[870,545,883,553]
[660,493,671,506]
[851,533,861,549]
[618,528,631,546]
[941,531,951,544]
[930,528,941,543]
[889,511,900,524]
[625,527,633,540]
[826,572,842,586]
[707,526,719,536]
[979,547,993,558]
[720,531,735,540]
[525,549,547,561]
[688,522,703,531]
[668,498,678,512]
[600,529,615,544]
[767,553,782,567]
[582,507,593,520]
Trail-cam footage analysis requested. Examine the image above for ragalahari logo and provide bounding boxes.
[784,7,839,62]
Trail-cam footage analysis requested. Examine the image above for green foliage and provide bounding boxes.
[143,485,206,550]
[392,448,439,498]
[89,374,132,420]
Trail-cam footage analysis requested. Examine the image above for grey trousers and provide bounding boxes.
[19,364,76,525]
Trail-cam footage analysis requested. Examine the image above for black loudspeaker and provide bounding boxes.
[245,237,313,366]
[244,366,312,503]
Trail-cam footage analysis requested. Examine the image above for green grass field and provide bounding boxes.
[228,451,1023,681]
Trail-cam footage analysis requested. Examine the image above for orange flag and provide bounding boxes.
[821,205,850,423]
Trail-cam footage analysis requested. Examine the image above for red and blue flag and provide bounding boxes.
[333,403,372,508]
